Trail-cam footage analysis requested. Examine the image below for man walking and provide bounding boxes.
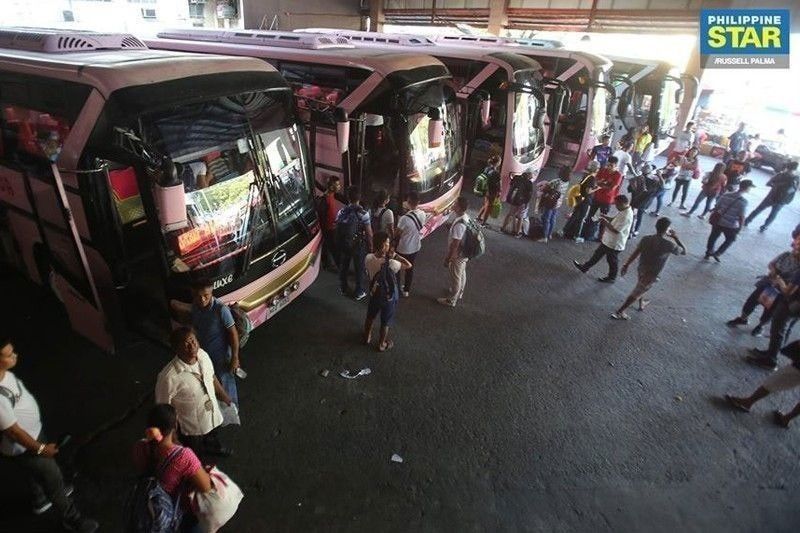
[155,327,234,459]
[573,195,634,283]
[438,196,471,308]
[704,179,754,262]
[336,186,373,301]
[611,217,686,320]
[190,279,240,406]
[0,337,99,532]
[394,192,428,297]
[745,161,799,233]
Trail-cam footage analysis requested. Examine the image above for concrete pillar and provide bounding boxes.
[674,37,702,135]
[487,0,506,36]
[369,0,385,32]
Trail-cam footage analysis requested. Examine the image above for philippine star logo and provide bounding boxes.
[700,9,790,69]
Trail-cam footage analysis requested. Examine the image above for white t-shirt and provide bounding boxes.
[601,207,634,251]
[449,214,469,242]
[396,209,427,255]
[0,372,42,456]
[674,131,695,152]
[365,253,402,281]
[613,149,632,176]
[372,207,395,232]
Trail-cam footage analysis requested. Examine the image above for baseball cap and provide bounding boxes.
[739,179,756,189]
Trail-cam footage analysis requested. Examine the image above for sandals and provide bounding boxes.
[378,340,394,352]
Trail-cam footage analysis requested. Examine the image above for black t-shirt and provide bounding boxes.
[637,234,680,279]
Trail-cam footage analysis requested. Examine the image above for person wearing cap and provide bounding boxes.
[704,179,755,262]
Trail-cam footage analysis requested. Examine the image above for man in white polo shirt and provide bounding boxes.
[0,337,98,532]
[155,327,233,458]
[395,191,428,298]
[438,196,471,308]
[573,194,634,283]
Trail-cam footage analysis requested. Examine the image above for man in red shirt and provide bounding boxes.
[584,156,623,223]
[316,175,342,272]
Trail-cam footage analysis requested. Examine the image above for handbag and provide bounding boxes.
[191,467,244,533]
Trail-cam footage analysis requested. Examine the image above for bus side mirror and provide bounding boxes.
[154,182,187,232]
[479,98,491,128]
[335,108,349,154]
[428,108,443,148]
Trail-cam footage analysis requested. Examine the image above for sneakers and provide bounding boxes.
[62,517,99,533]
[598,277,615,284]
[759,226,767,233]
[711,254,721,263]
[33,485,74,515]
[697,214,706,220]
[436,297,455,308]
[726,317,748,327]
[572,260,586,273]
[401,291,410,298]
[680,212,691,218]
[536,238,548,243]
[354,291,367,301]
[679,205,687,210]
[574,237,585,243]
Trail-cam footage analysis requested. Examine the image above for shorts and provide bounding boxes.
[367,294,397,327]
[763,364,800,392]
[630,273,658,299]
[512,203,529,219]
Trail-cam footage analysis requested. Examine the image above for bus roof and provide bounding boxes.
[0,29,283,98]
[151,29,448,79]
[295,28,543,74]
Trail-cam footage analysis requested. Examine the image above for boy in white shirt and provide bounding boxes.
[394,192,428,297]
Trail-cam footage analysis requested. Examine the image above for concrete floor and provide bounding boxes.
[2,158,800,532]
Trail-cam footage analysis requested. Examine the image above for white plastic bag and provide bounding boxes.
[218,401,240,427]
[193,467,244,533]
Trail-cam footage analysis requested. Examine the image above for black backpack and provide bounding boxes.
[336,205,366,251]
[370,259,398,302]
[371,207,389,234]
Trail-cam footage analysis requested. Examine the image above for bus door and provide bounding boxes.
[0,96,113,351]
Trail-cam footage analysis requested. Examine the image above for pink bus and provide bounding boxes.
[148,29,464,237]
[0,28,321,352]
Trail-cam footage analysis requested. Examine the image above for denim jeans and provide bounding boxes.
[652,188,668,214]
[672,179,691,206]
[706,224,739,257]
[688,190,715,215]
[745,198,784,229]
[541,208,558,239]
[339,243,367,295]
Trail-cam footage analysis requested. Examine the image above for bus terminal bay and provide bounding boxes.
[0,20,799,533]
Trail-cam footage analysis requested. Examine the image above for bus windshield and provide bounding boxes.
[406,97,462,195]
[137,90,311,273]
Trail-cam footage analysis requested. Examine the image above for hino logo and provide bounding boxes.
[272,249,288,268]
[213,274,233,290]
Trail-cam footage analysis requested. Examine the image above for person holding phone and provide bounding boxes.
[611,217,686,320]
[0,336,99,532]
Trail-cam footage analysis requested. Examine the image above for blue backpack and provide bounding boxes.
[370,259,398,302]
[124,445,186,533]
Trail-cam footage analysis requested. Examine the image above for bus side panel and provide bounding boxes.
[0,167,33,212]
[313,128,344,184]
[67,190,91,240]
[29,179,68,230]
[5,211,43,284]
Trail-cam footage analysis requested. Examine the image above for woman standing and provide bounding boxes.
[682,162,728,219]
[131,404,213,532]
[363,231,412,352]
[669,147,701,210]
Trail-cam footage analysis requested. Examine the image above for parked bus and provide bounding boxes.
[0,28,320,352]
[149,29,463,236]
[608,56,699,150]
[435,35,614,174]
[296,29,548,195]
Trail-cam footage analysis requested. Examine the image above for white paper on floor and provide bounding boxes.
[339,368,372,379]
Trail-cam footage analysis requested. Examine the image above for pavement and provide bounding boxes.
[2,156,800,532]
